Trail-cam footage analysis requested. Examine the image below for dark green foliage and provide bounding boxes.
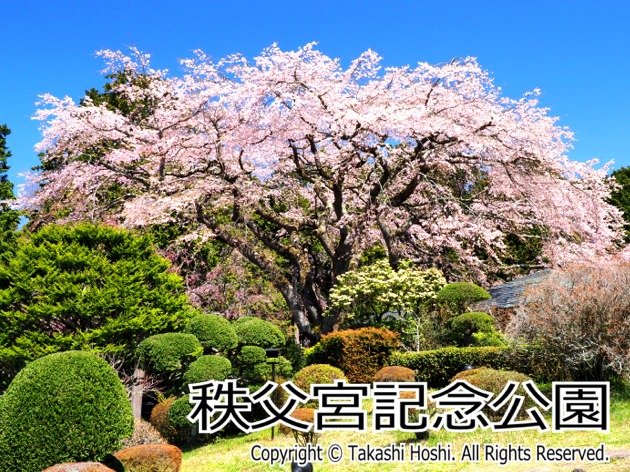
[447,312,500,347]
[238,345,267,366]
[610,166,630,242]
[168,395,193,429]
[305,327,399,383]
[451,367,535,420]
[505,344,571,383]
[293,364,347,392]
[137,333,203,374]
[435,282,491,312]
[0,351,133,472]
[184,313,238,353]
[233,317,285,348]
[251,356,293,383]
[0,224,196,390]
[283,336,305,372]
[182,355,232,386]
[389,346,508,387]
[0,125,19,260]
[234,346,293,384]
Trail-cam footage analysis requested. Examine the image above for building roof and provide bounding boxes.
[475,269,551,310]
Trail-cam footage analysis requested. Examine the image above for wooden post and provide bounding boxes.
[131,364,145,419]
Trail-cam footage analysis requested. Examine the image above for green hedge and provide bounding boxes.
[389,346,508,387]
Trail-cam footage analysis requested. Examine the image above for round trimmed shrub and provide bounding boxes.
[0,351,134,472]
[136,333,203,373]
[238,345,267,366]
[293,364,347,393]
[451,367,536,420]
[233,315,258,325]
[448,312,497,346]
[149,398,183,445]
[114,444,182,472]
[167,395,195,444]
[233,318,285,348]
[436,282,491,311]
[184,313,238,353]
[182,355,232,386]
[373,366,416,383]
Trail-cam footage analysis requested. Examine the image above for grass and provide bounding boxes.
[181,385,630,472]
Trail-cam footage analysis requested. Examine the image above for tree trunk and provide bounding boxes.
[131,365,145,419]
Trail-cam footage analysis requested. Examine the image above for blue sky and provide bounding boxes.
[2,0,629,189]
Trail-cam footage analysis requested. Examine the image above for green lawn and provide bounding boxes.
[181,386,630,472]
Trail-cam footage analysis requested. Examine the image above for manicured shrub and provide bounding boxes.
[233,318,285,348]
[238,345,267,366]
[233,315,258,325]
[389,346,508,387]
[277,408,319,446]
[447,312,501,347]
[43,463,117,472]
[293,364,347,393]
[150,398,185,445]
[137,333,203,374]
[435,282,491,312]
[182,355,232,387]
[373,366,416,383]
[114,444,182,472]
[0,351,134,472]
[168,395,194,432]
[451,367,536,420]
[306,327,399,383]
[184,313,238,353]
[121,418,166,448]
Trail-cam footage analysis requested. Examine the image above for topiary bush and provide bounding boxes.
[447,312,503,347]
[389,346,508,387]
[450,367,536,421]
[150,398,184,445]
[114,444,182,472]
[435,282,491,312]
[277,408,319,446]
[306,327,399,383]
[184,313,238,353]
[293,364,347,393]
[373,366,416,383]
[233,318,285,348]
[238,345,267,366]
[137,333,203,377]
[0,351,134,472]
[182,355,232,387]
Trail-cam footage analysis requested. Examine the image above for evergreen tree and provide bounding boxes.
[0,223,198,391]
[0,125,20,258]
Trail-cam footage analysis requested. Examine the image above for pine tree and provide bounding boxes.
[0,125,20,258]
